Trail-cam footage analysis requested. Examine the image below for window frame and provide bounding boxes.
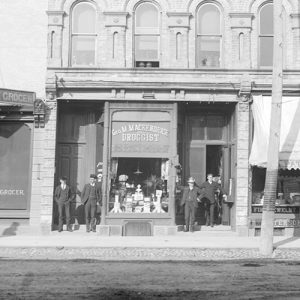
[70,1,97,67]
[133,1,161,68]
[196,2,223,69]
[258,2,274,68]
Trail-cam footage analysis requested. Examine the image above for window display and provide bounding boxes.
[108,158,169,214]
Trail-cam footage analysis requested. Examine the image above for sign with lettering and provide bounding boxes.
[252,218,300,228]
[0,123,31,210]
[0,88,35,105]
[111,122,170,157]
[252,205,300,214]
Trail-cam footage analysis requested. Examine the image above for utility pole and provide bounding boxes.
[259,0,283,256]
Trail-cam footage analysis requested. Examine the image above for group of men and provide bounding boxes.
[180,174,227,232]
[54,174,102,233]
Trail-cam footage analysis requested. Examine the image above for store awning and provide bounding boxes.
[249,95,300,170]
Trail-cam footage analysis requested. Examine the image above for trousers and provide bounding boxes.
[184,201,196,227]
[84,199,97,229]
[204,201,215,225]
[57,201,70,230]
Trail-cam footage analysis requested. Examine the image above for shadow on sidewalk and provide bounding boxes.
[1,222,20,237]
[273,236,300,249]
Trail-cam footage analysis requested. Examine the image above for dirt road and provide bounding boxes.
[0,260,299,299]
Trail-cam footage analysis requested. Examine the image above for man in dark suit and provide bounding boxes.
[180,177,202,232]
[54,176,73,232]
[199,174,227,227]
[81,174,102,232]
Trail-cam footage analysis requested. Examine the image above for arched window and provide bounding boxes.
[71,2,96,66]
[134,2,160,67]
[259,3,273,67]
[197,3,222,68]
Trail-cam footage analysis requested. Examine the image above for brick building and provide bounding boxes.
[1,0,300,236]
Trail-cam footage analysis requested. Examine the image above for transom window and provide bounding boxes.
[259,3,273,67]
[197,4,222,68]
[71,2,96,66]
[134,2,160,68]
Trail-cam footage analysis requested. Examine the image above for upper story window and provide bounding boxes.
[259,3,273,67]
[197,4,222,68]
[71,2,96,66]
[134,2,160,68]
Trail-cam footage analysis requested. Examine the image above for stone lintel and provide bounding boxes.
[167,12,191,28]
[103,12,128,27]
[229,13,254,29]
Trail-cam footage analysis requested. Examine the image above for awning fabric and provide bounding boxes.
[249,95,300,170]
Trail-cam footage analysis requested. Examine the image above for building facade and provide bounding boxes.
[1,0,300,236]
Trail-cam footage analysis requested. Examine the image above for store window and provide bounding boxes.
[134,2,160,67]
[0,122,32,211]
[197,3,222,68]
[108,111,171,214]
[71,2,97,66]
[259,3,273,67]
[252,167,300,214]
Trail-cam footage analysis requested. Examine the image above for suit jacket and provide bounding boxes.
[180,186,202,208]
[199,181,225,204]
[81,183,102,205]
[54,185,73,203]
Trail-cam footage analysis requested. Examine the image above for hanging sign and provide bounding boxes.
[252,205,300,214]
[0,88,35,105]
[111,121,170,157]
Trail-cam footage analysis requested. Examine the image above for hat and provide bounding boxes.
[59,176,67,181]
[187,177,195,183]
[90,174,97,179]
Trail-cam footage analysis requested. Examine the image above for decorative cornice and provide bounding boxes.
[103,12,129,27]
[46,10,65,26]
[167,12,192,28]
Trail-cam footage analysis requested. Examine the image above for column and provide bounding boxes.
[166,13,191,68]
[46,11,65,67]
[229,13,254,69]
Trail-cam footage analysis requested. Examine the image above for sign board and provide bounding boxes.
[252,205,300,214]
[111,122,170,158]
[252,218,300,228]
[0,88,35,105]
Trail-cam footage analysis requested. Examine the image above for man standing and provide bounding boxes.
[199,174,227,227]
[81,174,102,232]
[54,176,73,232]
[180,177,202,232]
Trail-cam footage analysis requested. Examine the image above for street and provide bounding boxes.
[0,260,299,299]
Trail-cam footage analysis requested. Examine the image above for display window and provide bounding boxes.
[251,167,300,213]
[108,157,169,214]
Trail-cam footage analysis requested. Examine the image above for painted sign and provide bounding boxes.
[111,122,170,157]
[252,218,300,228]
[252,205,300,214]
[0,123,31,210]
[0,88,35,105]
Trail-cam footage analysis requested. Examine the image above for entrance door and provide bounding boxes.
[55,102,102,227]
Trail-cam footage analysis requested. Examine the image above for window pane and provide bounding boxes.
[190,117,205,140]
[135,35,158,61]
[260,36,273,67]
[73,3,96,33]
[260,4,273,35]
[72,36,95,66]
[197,36,220,67]
[207,116,224,140]
[109,158,169,214]
[136,3,159,27]
[198,4,220,35]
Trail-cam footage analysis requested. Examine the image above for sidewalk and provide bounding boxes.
[0,231,299,260]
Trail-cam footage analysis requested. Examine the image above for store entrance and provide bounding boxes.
[176,103,236,228]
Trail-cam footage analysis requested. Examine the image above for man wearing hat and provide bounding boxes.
[199,173,227,227]
[180,177,202,232]
[54,176,74,232]
[81,174,102,232]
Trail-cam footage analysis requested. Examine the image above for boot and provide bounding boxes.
[86,224,90,233]
[184,225,189,232]
[67,225,73,232]
[189,225,194,232]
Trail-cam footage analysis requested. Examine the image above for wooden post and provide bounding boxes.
[259,0,283,256]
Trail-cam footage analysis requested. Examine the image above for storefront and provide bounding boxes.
[53,97,239,235]
[249,96,300,236]
[0,88,35,220]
